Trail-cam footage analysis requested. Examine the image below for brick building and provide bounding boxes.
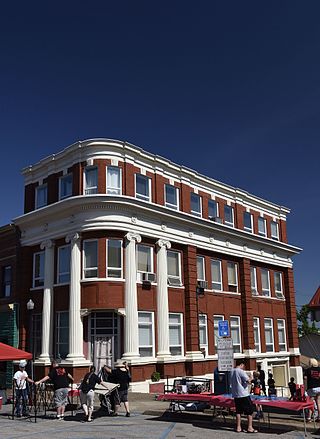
[8,138,302,388]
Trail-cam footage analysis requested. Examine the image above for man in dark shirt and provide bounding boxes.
[257,365,266,395]
[80,366,109,421]
[105,360,131,416]
[304,358,320,420]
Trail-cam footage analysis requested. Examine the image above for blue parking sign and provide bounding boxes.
[218,320,230,337]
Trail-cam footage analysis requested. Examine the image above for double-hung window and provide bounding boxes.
[230,316,241,353]
[107,166,121,195]
[199,314,208,355]
[190,193,202,217]
[167,250,182,286]
[277,319,287,351]
[36,184,47,209]
[274,272,284,298]
[250,267,258,296]
[253,317,261,352]
[261,268,270,297]
[213,315,224,351]
[208,200,218,220]
[197,256,205,281]
[271,221,279,240]
[138,312,154,357]
[56,311,69,359]
[135,174,151,202]
[211,259,222,291]
[264,318,274,352]
[57,245,71,283]
[2,266,12,297]
[107,239,122,278]
[137,245,153,274]
[169,313,183,356]
[224,205,234,227]
[59,174,73,200]
[258,216,266,237]
[227,262,238,292]
[243,212,253,232]
[84,166,98,195]
[165,184,179,210]
[33,251,45,287]
[83,240,98,278]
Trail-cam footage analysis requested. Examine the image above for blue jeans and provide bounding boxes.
[15,388,28,415]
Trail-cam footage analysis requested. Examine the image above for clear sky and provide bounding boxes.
[0,1,319,306]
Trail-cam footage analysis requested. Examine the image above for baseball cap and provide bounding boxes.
[19,360,27,368]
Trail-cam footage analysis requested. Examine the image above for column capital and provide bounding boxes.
[156,239,171,250]
[125,232,142,243]
[65,232,80,245]
[40,239,54,250]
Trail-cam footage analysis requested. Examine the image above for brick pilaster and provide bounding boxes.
[284,268,299,349]
[239,258,255,350]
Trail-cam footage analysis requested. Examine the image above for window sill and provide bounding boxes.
[252,295,285,301]
[206,289,241,296]
[30,286,44,291]
[81,278,125,283]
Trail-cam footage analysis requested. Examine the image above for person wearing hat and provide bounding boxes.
[13,360,34,417]
[104,360,131,417]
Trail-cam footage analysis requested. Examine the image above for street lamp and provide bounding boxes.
[26,299,34,379]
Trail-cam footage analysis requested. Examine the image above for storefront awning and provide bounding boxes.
[0,342,32,361]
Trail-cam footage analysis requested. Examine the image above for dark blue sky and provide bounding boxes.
[1,1,319,305]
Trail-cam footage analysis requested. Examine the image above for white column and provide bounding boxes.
[38,239,54,364]
[156,239,171,359]
[122,232,141,361]
[65,233,87,364]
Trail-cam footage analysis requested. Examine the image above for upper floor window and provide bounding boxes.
[167,250,182,286]
[250,267,258,296]
[137,245,153,274]
[274,272,284,298]
[107,166,121,195]
[224,205,234,227]
[56,311,69,360]
[138,311,155,357]
[36,184,47,209]
[208,199,218,220]
[199,314,208,355]
[230,316,241,353]
[84,166,98,195]
[211,259,222,291]
[227,262,238,292]
[261,268,270,297]
[264,318,274,352]
[135,174,151,202]
[197,256,205,281]
[169,313,183,356]
[258,216,266,237]
[213,315,224,350]
[243,212,253,232]
[107,239,122,278]
[2,266,12,297]
[59,174,73,200]
[83,240,98,278]
[271,221,279,240]
[253,317,261,352]
[33,251,45,287]
[277,319,287,351]
[190,193,202,217]
[165,184,179,210]
[57,245,71,284]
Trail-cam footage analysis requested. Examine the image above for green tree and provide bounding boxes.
[297,304,318,336]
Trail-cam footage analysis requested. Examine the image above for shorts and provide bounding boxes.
[54,388,69,407]
[307,387,320,397]
[234,396,254,415]
[118,389,128,403]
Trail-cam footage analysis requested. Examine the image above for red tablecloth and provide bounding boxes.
[68,389,80,398]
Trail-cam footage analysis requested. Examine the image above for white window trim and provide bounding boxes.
[167,250,182,286]
[33,251,45,288]
[208,199,219,219]
[59,173,73,200]
[82,239,99,279]
[271,221,279,240]
[244,212,253,233]
[213,314,224,349]
[136,244,154,274]
[106,239,123,279]
[190,192,202,217]
[35,184,47,209]
[227,262,238,292]
[169,312,184,357]
[57,245,71,284]
[199,314,208,355]
[274,271,284,298]
[211,259,222,291]
[224,205,234,227]
[277,318,287,352]
[230,315,242,353]
[264,318,274,352]
[253,317,261,353]
[197,256,206,281]
[258,216,267,237]
[138,311,155,358]
[261,268,271,297]
[106,166,122,195]
[135,173,151,202]
[84,166,98,195]
[164,184,179,210]
[251,267,258,296]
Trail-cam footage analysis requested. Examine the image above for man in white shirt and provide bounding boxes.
[13,360,34,417]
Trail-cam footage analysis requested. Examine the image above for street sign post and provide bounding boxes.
[217,336,234,372]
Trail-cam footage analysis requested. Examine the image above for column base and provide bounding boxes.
[185,351,205,361]
[122,352,140,363]
[34,356,52,366]
[156,351,172,362]
[62,355,91,367]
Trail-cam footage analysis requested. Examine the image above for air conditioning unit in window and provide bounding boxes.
[142,273,156,283]
[197,280,208,289]
[209,216,222,224]
[167,277,181,286]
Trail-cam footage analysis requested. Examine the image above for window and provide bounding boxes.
[227,262,238,292]
[83,240,98,278]
[2,266,12,297]
[32,314,42,358]
[243,212,253,232]
[84,166,98,195]
[33,251,45,287]
[107,239,122,278]
[36,184,47,209]
[190,192,202,217]
[277,319,287,352]
[199,314,208,355]
[197,256,205,281]
[264,318,274,352]
[167,250,182,286]
[137,245,153,273]
[274,272,284,298]
[211,259,222,291]
[253,317,261,352]
[258,216,266,236]
[57,245,71,284]
[230,316,241,353]
[213,315,224,350]
[208,200,218,219]
[165,184,179,210]
[224,205,234,227]
[107,166,121,195]
[261,269,270,296]
[138,312,154,357]
[250,267,258,296]
[169,313,183,356]
[135,174,151,202]
[271,221,279,240]
[56,311,69,359]
[59,174,73,200]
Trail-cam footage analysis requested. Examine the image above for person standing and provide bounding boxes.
[36,360,74,420]
[105,360,131,416]
[257,365,266,395]
[13,360,34,417]
[230,359,257,433]
[304,358,320,421]
[80,366,109,422]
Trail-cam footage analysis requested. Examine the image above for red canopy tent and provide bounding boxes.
[0,342,32,361]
